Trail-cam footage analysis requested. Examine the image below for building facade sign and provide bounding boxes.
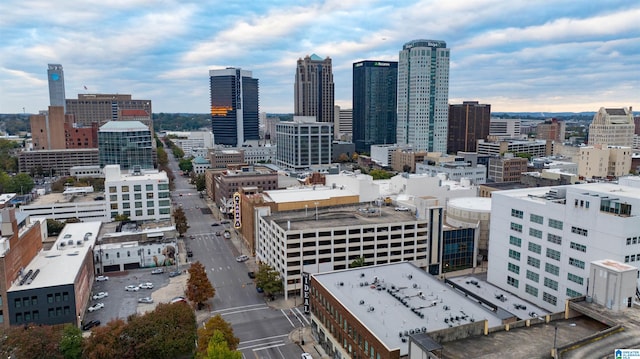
[302,272,310,313]
[233,192,241,229]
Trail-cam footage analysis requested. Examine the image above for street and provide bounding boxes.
[167,153,308,358]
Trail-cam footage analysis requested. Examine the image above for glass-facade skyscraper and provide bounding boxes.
[209,68,259,147]
[352,61,397,154]
[47,64,66,112]
[397,40,450,152]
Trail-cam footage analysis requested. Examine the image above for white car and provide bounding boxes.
[236,255,249,262]
[95,275,109,282]
[138,297,154,304]
[125,285,140,292]
[139,282,153,289]
[92,292,108,300]
[88,303,104,312]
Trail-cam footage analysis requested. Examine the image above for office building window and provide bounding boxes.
[548,218,563,229]
[509,236,522,247]
[527,256,540,268]
[525,284,538,297]
[530,214,543,224]
[526,270,539,282]
[508,249,521,261]
[528,242,541,254]
[511,209,523,219]
[507,276,519,288]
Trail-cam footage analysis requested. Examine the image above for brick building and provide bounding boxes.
[0,209,46,328]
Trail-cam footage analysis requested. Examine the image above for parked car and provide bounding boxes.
[125,285,140,292]
[138,297,154,304]
[95,275,109,282]
[394,206,410,212]
[169,271,181,278]
[301,353,313,359]
[92,292,108,300]
[211,223,220,227]
[236,255,249,262]
[256,287,264,293]
[223,232,231,239]
[82,320,101,330]
[88,303,104,312]
[247,271,256,279]
[187,248,193,257]
[151,268,164,275]
[139,282,153,289]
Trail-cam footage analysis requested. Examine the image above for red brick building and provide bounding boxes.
[0,209,45,328]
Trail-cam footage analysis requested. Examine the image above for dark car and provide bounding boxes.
[221,220,230,224]
[169,271,181,277]
[187,249,193,257]
[82,320,101,331]
[248,271,255,279]
[256,287,264,293]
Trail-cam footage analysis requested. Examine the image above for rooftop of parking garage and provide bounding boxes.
[263,203,423,231]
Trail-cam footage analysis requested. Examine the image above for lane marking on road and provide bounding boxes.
[249,342,287,351]
[217,307,269,316]
[275,346,287,359]
[294,307,311,325]
[281,309,295,327]
[239,334,288,345]
[211,303,267,314]
[239,341,285,351]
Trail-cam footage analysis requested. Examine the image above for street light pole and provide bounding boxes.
[553,325,558,358]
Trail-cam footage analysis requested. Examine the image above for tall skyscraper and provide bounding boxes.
[209,68,259,147]
[397,40,450,152]
[352,60,397,153]
[447,101,491,154]
[47,64,66,111]
[294,54,334,123]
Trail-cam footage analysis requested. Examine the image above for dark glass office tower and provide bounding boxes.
[210,68,259,146]
[352,61,397,154]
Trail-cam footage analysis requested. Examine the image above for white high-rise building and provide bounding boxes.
[488,182,640,313]
[396,40,450,152]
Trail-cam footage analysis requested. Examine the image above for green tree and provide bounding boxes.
[5,172,34,194]
[157,146,169,167]
[47,218,66,236]
[59,324,83,359]
[255,263,283,297]
[349,256,366,268]
[179,158,194,173]
[113,214,130,222]
[197,315,240,355]
[369,169,394,180]
[186,261,215,310]
[172,145,185,159]
[201,330,242,359]
[173,207,189,237]
[195,174,206,192]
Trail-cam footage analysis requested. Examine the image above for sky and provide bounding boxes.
[1,0,639,115]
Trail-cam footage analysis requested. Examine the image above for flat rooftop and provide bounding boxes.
[27,191,103,206]
[264,204,420,231]
[263,186,357,204]
[447,275,548,320]
[8,221,102,292]
[313,262,504,357]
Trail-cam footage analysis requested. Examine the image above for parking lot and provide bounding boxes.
[82,266,189,330]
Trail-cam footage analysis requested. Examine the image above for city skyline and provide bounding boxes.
[0,1,638,114]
